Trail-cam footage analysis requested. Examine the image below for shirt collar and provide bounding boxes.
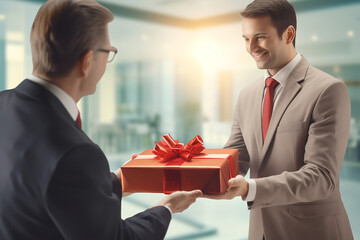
[264,52,302,86]
[28,75,78,121]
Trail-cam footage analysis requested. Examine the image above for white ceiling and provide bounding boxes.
[100,0,254,19]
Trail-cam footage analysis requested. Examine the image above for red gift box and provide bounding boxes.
[120,134,239,194]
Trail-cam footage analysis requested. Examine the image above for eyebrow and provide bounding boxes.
[242,32,269,38]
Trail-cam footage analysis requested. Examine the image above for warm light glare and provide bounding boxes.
[6,44,25,62]
[141,34,149,40]
[6,44,25,90]
[311,35,318,42]
[348,30,354,37]
[6,32,24,42]
[163,43,171,49]
[0,14,5,21]
[193,41,224,69]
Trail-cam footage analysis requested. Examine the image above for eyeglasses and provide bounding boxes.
[97,46,118,63]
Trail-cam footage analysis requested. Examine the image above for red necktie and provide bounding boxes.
[262,77,279,141]
[76,111,82,129]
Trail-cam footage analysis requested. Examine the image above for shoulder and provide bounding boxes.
[307,65,340,84]
[0,89,11,96]
[304,65,347,94]
[30,113,103,189]
[238,77,263,100]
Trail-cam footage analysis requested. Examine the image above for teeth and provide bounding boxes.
[252,52,266,59]
[253,53,264,57]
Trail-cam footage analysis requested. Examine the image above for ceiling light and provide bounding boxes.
[347,30,354,37]
[311,35,318,42]
[0,15,6,21]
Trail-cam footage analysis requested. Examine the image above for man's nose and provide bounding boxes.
[248,39,258,53]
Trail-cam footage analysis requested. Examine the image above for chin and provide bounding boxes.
[255,62,267,70]
[84,88,96,96]
[89,88,96,95]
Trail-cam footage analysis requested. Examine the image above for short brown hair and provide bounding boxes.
[31,0,114,77]
[240,0,297,47]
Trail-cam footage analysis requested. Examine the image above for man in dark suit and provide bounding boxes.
[0,0,202,239]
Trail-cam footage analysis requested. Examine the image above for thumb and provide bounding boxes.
[189,189,203,198]
[228,175,243,188]
[229,175,243,184]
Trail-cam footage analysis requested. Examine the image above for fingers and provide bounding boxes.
[180,190,201,211]
[228,175,244,188]
[130,153,137,160]
[228,175,243,185]
[158,190,202,214]
[171,190,202,198]
[122,153,137,167]
[113,168,121,180]
[202,193,228,200]
[202,176,247,200]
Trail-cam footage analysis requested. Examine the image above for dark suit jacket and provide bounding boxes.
[0,80,171,240]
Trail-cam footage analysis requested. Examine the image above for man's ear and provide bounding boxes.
[79,50,93,78]
[284,25,296,45]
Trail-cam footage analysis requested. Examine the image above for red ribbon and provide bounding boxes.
[151,134,235,194]
[152,134,205,162]
[152,134,204,193]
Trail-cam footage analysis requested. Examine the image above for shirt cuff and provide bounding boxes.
[163,206,173,217]
[243,178,256,202]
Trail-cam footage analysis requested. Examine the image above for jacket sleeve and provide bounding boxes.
[44,143,171,240]
[110,172,122,200]
[251,81,350,209]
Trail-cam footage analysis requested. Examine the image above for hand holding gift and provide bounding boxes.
[151,190,203,214]
[114,153,138,197]
[202,175,249,200]
[115,151,203,213]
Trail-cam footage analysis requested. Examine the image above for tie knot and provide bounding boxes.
[76,111,82,129]
[266,77,279,88]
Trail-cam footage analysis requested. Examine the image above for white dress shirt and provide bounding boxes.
[28,75,78,121]
[244,53,302,202]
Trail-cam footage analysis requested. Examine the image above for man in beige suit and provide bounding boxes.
[205,0,354,239]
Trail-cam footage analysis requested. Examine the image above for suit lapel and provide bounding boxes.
[253,78,265,154]
[259,58,309,162]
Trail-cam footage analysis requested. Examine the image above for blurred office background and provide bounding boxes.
[1,0,360,239]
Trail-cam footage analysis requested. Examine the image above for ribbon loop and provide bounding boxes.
[162,134,183,149]
[152,134,205,162]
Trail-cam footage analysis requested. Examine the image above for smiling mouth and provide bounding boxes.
[252,52,268,61]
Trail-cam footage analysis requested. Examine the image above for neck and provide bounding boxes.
[287,48,297,64]
[268,48,297,76]
[33,72,83,103]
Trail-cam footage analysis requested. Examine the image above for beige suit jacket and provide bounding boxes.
[225,57,353,240]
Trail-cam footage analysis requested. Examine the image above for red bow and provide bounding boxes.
[152,134,205,162]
